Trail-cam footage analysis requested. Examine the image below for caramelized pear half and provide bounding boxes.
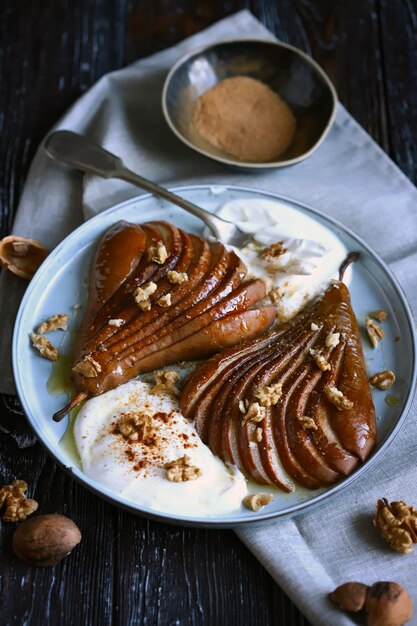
[181,275,376,491]
[53,221,275,421]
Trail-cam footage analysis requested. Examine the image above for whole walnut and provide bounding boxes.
[330,580,413,626]
[329,582,369,612]
[366,582,413,626]
[12,514,81,567]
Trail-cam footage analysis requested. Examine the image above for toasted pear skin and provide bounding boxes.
[180,280,377,491]
[54,221,276,420]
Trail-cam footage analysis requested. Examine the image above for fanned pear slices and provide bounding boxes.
[56,221,275,420]
[180,280,377,492]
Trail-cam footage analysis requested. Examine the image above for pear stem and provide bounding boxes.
[339,252,360,282]
[52,391,88,422]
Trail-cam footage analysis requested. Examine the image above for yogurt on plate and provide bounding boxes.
[74,380,248,516]
[216,198,349,321]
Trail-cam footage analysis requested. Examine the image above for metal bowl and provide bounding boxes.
[162,39,338,169]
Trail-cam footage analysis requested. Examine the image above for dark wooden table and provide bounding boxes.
[1,2,416,624]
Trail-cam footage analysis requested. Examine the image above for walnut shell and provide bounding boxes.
[12,514,81,567]
[0,235,48,280]
[329,582,369,612]
[366,582,413,626]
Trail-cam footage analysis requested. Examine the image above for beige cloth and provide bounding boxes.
[1,11,417,625]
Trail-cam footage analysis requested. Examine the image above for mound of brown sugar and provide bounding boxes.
[192,76,296,163]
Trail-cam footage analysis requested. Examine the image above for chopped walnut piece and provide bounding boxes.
[108,318,124,327]
[133,281,157,308]
[259,242,286,261]
[309,347,331,371]
[29,332,58,361]
[72,355,102,378]
[242,402,266,424]
[242,493,273,512]
[164,455,202,482]
[150,370,180,397]
[167,270,188,285]
[315,354,331,372]
[297,415,318,430]
[0,480,38,522]
[369,370,396,390]
[255,382,283,407]
[157,293,171,308]
[269,286,284,303]
[138,300,151,311]
[115,411,153,443]
[255,427,263,443]
[371,309,389,322]
[148,242,168,264]
[36,313,69,334]
[374,498,417,554]
[326,386,354,410]
[325,332,340,348]
[311,322,319,331]
[366,316,385,348]
[238,399,248,414]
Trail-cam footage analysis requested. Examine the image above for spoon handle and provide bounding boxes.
[44,130,230,239]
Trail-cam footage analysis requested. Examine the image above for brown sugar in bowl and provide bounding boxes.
[162,38,337,169]
[192,76,296,163]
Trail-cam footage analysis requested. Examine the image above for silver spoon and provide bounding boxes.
[44,130,253,248]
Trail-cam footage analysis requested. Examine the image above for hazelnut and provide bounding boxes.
[329,582,369,612]
[12,514,81,567]
[366,582,413,626]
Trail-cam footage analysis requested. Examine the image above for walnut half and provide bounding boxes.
[156,293,171,308]
[314,353,331,372]
[116,412,153,443]
[167,270,188,285]
[36,313,69,334]
[133,281,157,309]
[366,316,385,348]
[325,386,353,410]
[297,415,318,430]
[371,309,388,322]
[0,480,38,522]
[259,242,286,263]
[150,370,180,397]
[369,370,396,390]
[164,455,202,482]
[72,355,101,378]
[29,333,58,361]
[374,498,417,554]
[255,382,283,407]
[148,243,168,264]
[241,402,266,424]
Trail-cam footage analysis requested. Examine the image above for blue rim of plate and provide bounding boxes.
[12,184,417,528]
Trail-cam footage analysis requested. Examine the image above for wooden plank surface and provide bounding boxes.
[1,1,415,624]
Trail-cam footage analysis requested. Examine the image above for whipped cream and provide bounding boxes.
[74,380,248,517]
[216,198,349,321]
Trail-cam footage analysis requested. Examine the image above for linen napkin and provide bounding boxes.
[1,10,417,625]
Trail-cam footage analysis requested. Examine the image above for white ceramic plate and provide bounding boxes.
[13,185,417,527]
